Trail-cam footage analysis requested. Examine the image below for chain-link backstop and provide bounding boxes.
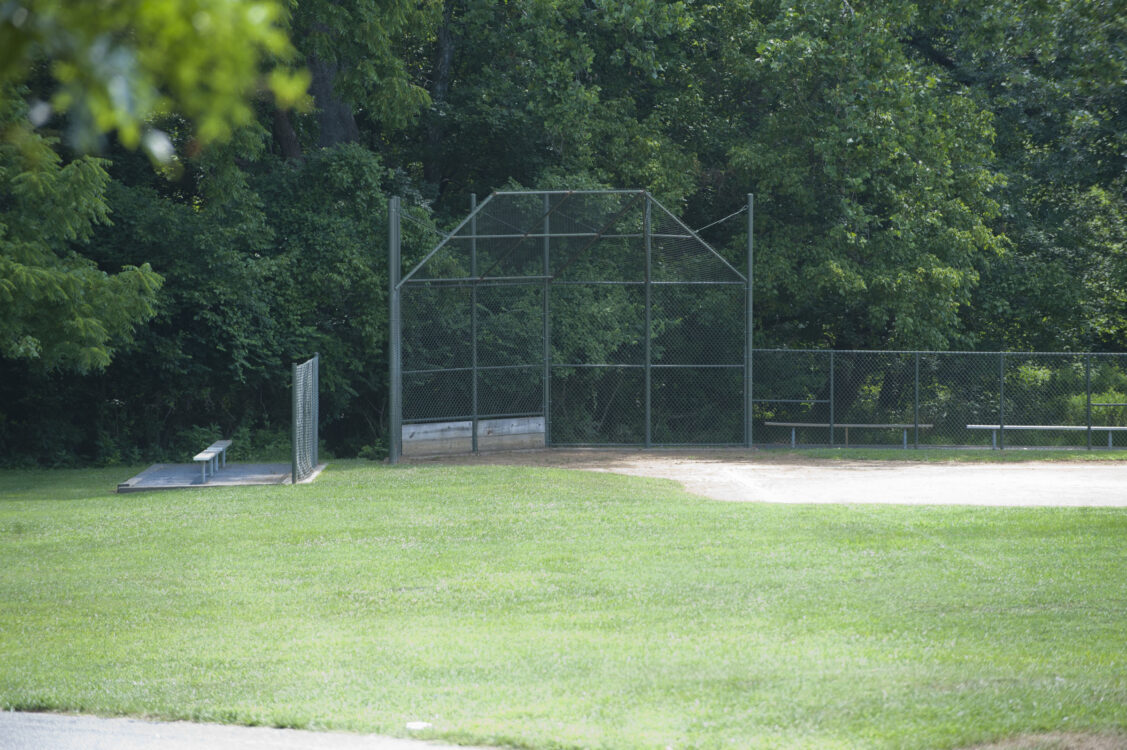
[388,190,752,460]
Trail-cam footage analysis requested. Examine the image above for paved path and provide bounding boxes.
[0,712,477,750]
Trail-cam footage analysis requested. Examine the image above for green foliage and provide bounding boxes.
[0,137,409,464]
[0,101,161,371]
[911,0,1127,350]
[725,1,1004,349]
[288,0,433,131]
[0,0,308,153]
[410,0,700,206]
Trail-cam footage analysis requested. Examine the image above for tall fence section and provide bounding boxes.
[292,352,319,481]
[755,350,1127,449]
[388,191,1127,460]
[389,190,751,460]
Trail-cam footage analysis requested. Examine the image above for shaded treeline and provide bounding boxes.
[1,0,1124,464]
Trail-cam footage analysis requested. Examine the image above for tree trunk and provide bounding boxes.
[272,107,303,160]
[310,55,359,148]
[423,0,456,189]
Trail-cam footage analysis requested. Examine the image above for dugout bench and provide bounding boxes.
[193,439,232,483]
[764,422,934,449]
[967,424,1127,449]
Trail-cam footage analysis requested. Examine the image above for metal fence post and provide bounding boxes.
[914,352,920,449]
[644,192,653,448]
[829,350,835,446]
[291,359,298,483]
[745,193,754,448]
[998,351,1005,450]
[388,196,402,464]
[543,193,552,448]
[316,354,321,468]
[1086,353,1092,451]
[471,194,479,454]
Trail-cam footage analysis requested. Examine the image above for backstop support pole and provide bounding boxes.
[313,352,319,468]
[543,193,552,448]
[471,194,479,454]
[389,196,402,464]
[913,352,920,449]
[745,194,754,448]
[829,351,836,446]
[291,360,298,483]
[644,193,653,448]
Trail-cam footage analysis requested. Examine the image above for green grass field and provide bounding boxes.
[1,460,1125,749]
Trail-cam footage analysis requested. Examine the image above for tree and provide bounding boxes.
[709,1,1005,349]
[272,0,435,157]
[906,0,1127,350]
[0,0,305,373]
[0,98,161,372]
[398,0,699,207]
[0,0,309,155]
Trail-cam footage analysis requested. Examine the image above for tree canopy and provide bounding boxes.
[1,0,1124,464]
[0,0,308,152]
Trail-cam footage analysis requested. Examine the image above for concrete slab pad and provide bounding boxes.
[115,463,324,493]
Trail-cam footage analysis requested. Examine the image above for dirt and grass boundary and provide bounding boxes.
[403,447,1127,506]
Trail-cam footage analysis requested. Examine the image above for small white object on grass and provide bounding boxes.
[406,721,433,731]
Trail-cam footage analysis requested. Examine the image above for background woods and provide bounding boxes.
[1,0,1124,464]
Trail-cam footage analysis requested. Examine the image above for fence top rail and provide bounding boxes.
[968,424,1127,431]
[491,189,645,196]
[755,348,1127,356]
[765,422,934,429]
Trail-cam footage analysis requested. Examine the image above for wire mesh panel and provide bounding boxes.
[551,193,647,283]
[756,350,1127,450]
[917,352,1001,447]
[550,284,646,366]
[753,349,832,446]
[551,366,646,444]
[550,283,646,443]
[401,284,472,422]
[1001,353,1087,448]
[292,353,318,482]
[651,367,743,444]
[650,284,744,444]
[476,283,544,419]
[827,351,916,446]
[1091,354,1127,447]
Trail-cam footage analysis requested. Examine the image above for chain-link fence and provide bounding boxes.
[388,191,1127,459]
[292,352,319,481]
[754,350,1127,449]
[389,190,751,460]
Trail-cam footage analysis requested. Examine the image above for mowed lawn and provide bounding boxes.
[1,461,1125,750]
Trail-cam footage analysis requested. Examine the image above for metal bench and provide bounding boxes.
[967,424,1127,449]
[192,439,233,483]
[765,422,934,449]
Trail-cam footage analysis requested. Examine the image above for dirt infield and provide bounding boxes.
[404,449,1127,507]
